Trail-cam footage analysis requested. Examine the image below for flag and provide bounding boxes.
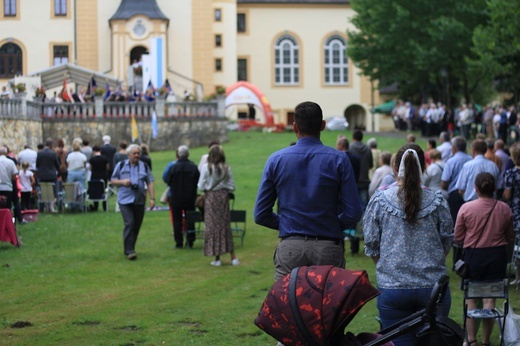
[60,77,71,102]
[91,76,97,88]
[131,114,139,142]
[85,81,91,97]
[151,110,158,139]
[147,80,154,91]
[114,80,121,97]
[104,80,111,101]
[163,79,171,93]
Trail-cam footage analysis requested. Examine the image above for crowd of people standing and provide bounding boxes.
[392,100,519,144]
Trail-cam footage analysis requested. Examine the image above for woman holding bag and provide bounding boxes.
[454,172,514,346]
[198,145,238,267]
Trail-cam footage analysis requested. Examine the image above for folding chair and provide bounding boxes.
[463,279,509,346]
[63,182,86,212]
[230,210,246,247]
[185,210,204,246]
[85,180,109,212]
[38,182,58,213]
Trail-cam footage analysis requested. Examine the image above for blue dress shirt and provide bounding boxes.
[441,152,472,193]
[254,137,362,239]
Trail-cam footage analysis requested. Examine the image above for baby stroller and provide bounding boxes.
[254,265,464,346]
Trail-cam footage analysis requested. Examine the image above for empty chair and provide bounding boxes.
[63,182,85,212]
[38,182,58,213]
[185,210,204,247]
[230,210,246,247]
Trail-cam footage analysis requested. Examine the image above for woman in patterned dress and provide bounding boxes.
[197,145,238,267]
[363,143,453,346]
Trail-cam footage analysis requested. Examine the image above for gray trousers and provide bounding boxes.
[119,203,145,255]
[273,237,345,281]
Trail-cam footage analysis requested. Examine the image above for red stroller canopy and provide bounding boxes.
[255,266,380,346]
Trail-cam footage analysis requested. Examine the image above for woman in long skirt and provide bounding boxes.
[198,145,238,267]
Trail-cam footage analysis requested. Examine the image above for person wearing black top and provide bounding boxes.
[88,145,109,211]
[165,145,200,249]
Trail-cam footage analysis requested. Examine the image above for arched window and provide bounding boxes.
[274,35,299,85]
[0,43,23,79]
[324,36,348,85]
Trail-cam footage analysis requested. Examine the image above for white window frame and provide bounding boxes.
[324,36,348,85]
[274,35,299,85]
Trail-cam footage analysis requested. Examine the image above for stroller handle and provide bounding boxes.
[424,275,449,318]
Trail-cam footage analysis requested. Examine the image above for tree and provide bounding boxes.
[347,0,488,106]
[472,0,520,105]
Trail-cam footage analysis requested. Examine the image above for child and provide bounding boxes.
[19,161,35,210]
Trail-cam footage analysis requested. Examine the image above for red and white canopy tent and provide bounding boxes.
[225,81,275,127]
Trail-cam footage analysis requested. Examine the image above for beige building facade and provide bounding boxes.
[0,0,380,129]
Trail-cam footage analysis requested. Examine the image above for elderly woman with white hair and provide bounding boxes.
[363,143,453,346]
[111,144,155,260]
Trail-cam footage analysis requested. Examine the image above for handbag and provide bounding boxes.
[455,200,497,279]
[159,187,170,204]
[195,170,228,211]
[195,194,205,209]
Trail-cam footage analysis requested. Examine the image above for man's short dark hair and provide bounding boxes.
[45,138,54,148]
[92,145,101,152]
[353,130,363,141]
[294,101,323,136]
[472,139,487,155]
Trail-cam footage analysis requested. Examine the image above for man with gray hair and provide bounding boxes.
[436,131,452,161]
[164,145,200,249]
[100,134,117,179]
[0,146,18,209]
[111,144,155,260]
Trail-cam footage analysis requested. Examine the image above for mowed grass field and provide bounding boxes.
[1,129,518,345]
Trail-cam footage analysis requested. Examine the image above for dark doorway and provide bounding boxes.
[130,46,148,65]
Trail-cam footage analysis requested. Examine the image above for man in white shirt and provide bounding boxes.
[0,146,18,209]
[436,132,452,162]
[17,145,38,171]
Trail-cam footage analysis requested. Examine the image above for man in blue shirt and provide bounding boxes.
[441,136,472,224]
[455,139,499,202]
[111,144,155,260]
[254,101,362,280]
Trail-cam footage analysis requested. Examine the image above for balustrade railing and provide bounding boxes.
[0,98,220,120]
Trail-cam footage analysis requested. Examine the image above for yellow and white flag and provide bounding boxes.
[131,114,139,142]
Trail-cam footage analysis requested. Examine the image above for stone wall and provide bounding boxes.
[41,117,228,151]
[1,117,227,153]
[0,118,43,151]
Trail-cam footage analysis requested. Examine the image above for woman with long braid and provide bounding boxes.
[363,143,453,346]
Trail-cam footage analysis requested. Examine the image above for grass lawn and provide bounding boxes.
[1,130,517,345]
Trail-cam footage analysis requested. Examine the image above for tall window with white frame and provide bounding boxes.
[274,35,299,85]
[324,36,348,85]
[53,45,69,66]
[54,0,67,16]
[4,0,16,16]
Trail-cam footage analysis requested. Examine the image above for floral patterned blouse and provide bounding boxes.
[504,166,520,230]
[363,183,453,289]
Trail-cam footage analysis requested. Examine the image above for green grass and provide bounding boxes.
[1,130,517,345]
